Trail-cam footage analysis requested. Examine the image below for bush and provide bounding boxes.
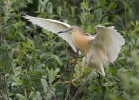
[0,0,139,100]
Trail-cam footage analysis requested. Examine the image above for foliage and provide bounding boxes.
[0,0,139,100]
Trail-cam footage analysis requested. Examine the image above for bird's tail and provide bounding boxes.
[96,26,125,62]
[95,63,105,76]
[82,57,105,76]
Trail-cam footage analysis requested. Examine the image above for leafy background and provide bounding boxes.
[0,0,139,100]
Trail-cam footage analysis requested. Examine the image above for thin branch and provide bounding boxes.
[123,0,127,28]
[21,27,33,40]
[58,59,71,82]
[4,74,9,100]
[71,0,76,6]
[65,49,79,100]
[71,69,96,100]
[48,90,58,100]
[0,89,5,100]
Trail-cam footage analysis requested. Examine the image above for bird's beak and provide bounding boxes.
[57,28,70,34]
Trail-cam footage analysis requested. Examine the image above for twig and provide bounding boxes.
[48,90,58,100]
[71,0,76,6]
[21,27,33,40]
[0,89,5,100]
[58,59,72,82]
[122,0,127,28]
[71,69,96,100]
[64,49,79,100]
[4,74,9,100]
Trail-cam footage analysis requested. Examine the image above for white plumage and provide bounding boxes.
[23,15,125,76]
[23,15,77,52]
[82,26,125,76]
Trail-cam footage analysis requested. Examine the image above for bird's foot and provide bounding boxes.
[61,73,83,87]
[69,59,76,64]
[61,81,77,87]
[84,66,88,70]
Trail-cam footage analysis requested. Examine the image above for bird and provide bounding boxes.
[23,15,125,78]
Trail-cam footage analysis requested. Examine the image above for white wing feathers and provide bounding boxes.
[94,26,125,62]
[23,15,77,52]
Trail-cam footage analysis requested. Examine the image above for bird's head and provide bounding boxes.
[57,26,79,34]
[96,25,104,30]
[96,25,105,33]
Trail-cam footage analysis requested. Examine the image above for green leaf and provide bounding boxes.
[0,25,2,32]
[45,92,52,100]
[130,21,135,26]
[33,91,42,100]
[42,28,54,38]
[40,53,48,58]
[21,41,30,48]
[71,6,76,16]
[136,38,139,46]
[54,55,62,66]
[27,0,33,3]
[18,32,25,40]
[26,26,33,32]
[27,38,35,49]
[41,78,48,93]
[12,77,23,85]
[47,68,55,84]
[99,0,106,6]
[29,91,35,99]
[39,0,46,10]
[87,25,92,33]
[47,2,53,14]
[109,3,117,9]
[81,1,88,10]
[57,6,62,16]
[55,68,60,74]
[16,94,26,100]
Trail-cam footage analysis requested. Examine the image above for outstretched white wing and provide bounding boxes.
[23,15,77,52]
[93,25,125,62]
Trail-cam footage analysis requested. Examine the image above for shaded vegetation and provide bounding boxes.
[0,0,139,99]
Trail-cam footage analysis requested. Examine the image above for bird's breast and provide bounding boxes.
[71,31,92,55]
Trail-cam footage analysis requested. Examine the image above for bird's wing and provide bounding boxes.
[92,25,125,62]
[23,15,77,52]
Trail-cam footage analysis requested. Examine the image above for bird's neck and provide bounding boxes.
[71,30,92,55]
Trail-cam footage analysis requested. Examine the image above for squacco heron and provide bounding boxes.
[23,15,125,78]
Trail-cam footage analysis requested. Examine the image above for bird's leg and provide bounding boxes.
[69,59,76,64]
[71,66,84,82]
[61,81,77,86]
[83,54,91,70]
[69,49,79,64]
[61,49,79,87]
[61,62,84,86]
[60,72,83,86]
[97,73,103,87]
[84,64,88,69]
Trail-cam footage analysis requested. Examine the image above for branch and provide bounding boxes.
[71,69,96,100]
[4,74,9,100]
[57,59,71,82]
[64,49,79,100]
[48,90,58,100]
[0,89,5,100]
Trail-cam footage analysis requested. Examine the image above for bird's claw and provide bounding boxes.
[69,59,76,64]
[61,81,77,87]
[84,66,88,70]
